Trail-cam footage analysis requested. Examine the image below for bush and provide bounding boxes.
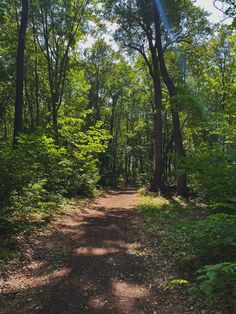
[0,119,110,228]
[189,262,236,300]
[183,144,236,202]
[139,195,236,308]
[175,213,236,265]
[139,196,236,266]
[8,180,61,216]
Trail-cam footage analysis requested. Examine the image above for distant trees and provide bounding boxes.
[103,0,209,194]
[103,0,166,191]
[32,0,89,142]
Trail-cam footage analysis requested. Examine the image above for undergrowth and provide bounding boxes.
[138,194,236,310]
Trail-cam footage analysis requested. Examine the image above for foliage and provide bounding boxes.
[139,196,236,262]
[183,144,236,202]
[165,279,188,291]
[189,262,236,299]
[1,0,235,197]
[139,195,236,304]
[170,94,207,124]
[177,214,236,263]
[0,120,109,230]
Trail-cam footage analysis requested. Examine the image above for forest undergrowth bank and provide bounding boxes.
[138,190,236,312]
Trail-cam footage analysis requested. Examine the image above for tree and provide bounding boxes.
[214,0,236,17]
[154,2,187,195]
[32,0,89,142]
[153,0,210,194]
[84,39,116,126]
[104,0,208,193]
[104,0,164,191]
[13,0,29,145]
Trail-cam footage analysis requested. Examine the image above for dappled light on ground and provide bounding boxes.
[75,246,118,256]
[1,189,220,313]
[0,189,151,314]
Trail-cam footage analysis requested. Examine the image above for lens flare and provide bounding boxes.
[154,0,173,39]
[154,0,188,79]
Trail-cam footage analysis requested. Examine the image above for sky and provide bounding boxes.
[195,0,230,23]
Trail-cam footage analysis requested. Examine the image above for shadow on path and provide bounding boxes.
[1,189,153,314]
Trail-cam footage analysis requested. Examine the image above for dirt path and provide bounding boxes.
[0,189,154,313]
[1,189,212,314]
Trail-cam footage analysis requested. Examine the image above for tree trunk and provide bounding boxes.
[154,7,187,195]
[32,21,40,126]
[149,43,163,192]
[4,111,7,140]
[24,82,34,132]
[134,28,164,191]
[151,79,163,191]
[52,94,59,144]
[125,119,129,184]
[13,0,29,145]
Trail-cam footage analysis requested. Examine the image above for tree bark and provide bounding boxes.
[151,73,163,191]
[154,7,187,195]
[32,19,40,126]
[13,0,29,145]
[148,41,163,192]
[52,93,59,143]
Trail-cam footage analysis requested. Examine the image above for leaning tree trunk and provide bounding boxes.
[154,7,187,195]
[13,0,29,146]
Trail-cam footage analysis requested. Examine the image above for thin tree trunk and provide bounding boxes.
[24,81,34,132]
[52,94,59,143]
[32,19,40,126]
[35,57,40,126]
[125,119,129,184]
[13,0,29,145]
[4,111,7,140]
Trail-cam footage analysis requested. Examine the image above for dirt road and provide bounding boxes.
[1,189,214,314]
[1,189,153,314]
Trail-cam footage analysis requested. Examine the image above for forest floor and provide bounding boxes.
[0,188,219,313]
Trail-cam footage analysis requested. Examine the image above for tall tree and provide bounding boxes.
[154,2,187,195]
[33,0,89,142]
[13,0,29,145]
[104,0,164,191]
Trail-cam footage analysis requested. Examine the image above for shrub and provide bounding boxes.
[183,144,236,202]
[0,120,110,226]
[176,213,236,264]
[139,196,236,266]
[189,262,236,300]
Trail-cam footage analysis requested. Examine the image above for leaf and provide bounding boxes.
[199,282,213,297]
